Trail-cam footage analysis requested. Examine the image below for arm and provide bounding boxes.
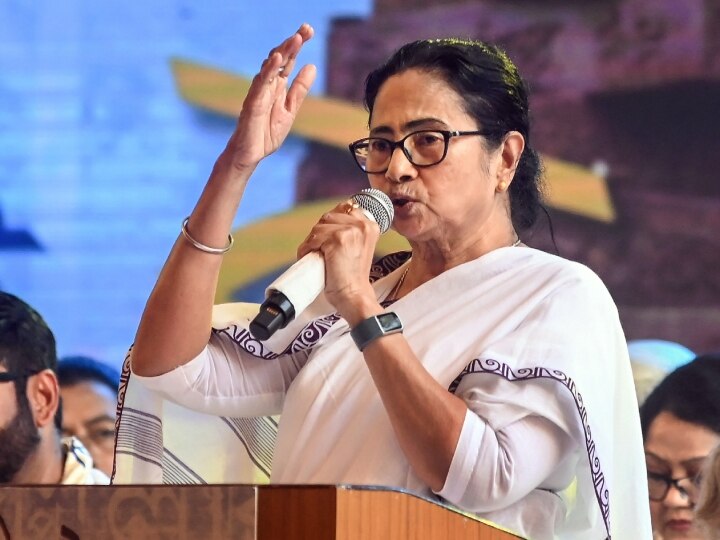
[131,329,311,417]
[132,24,317,377]
[296,211,467,491]
[358,322,575,502]
[299,221,587,498]
[295,205,465,490]
[437,410,574,511]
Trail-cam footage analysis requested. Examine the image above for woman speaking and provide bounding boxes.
[128,24,651,539]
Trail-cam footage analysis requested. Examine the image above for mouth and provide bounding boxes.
[665,519,693,533]
[390,195,414,208]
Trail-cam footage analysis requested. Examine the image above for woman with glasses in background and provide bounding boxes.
[641,354,720,539]
[128,24,650,538]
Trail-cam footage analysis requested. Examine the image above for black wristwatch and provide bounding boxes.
[350,312,404,351]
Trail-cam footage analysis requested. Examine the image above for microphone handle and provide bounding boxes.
[249,252,325,341]
[249,195,385,342]
[268,251,325,316]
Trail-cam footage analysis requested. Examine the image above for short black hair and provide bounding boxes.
[0,291,57,377]
[640,353,720,438]
[0,291,60,429]
[57,355,120,393]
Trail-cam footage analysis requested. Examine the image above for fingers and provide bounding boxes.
[297,230,319,259]
[278,23,314,79]
[297,201,375,254]
[266,23,314,83]
[323,200,359,219]
[285,63,317,113]
[244,24,315,117]
[296,203,355,258]
[260,51,284,85]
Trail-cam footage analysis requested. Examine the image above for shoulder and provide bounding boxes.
[503,248,618,317]
[516,247,608,290]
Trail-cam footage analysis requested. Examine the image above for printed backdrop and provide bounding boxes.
[2,0,719,369]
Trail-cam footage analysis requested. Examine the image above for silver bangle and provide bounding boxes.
[181,217,234,254]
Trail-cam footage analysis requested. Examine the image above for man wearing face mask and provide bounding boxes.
[0,291,108,485]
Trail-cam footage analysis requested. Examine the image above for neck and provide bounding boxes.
[394,229,519,301]
[12,429,64,485]
[411,229,517,274]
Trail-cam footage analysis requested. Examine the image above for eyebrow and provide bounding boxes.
[681,456,709,468]
[370,117,450,136]
[645,452,708,469]
[83,414,115,427]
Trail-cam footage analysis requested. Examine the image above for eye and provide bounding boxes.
[369,139,391,153]
[688,468,704,486]
[412,131,443,147]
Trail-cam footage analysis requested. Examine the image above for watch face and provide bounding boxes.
[377,312,403,332]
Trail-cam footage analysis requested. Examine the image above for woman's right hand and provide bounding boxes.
[221,23,316,174]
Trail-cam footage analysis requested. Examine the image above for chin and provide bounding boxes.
[658,523,704,540]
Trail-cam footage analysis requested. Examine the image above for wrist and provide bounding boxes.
[350,312,404,352]
[213,151,257,185]
[337,288,383,327]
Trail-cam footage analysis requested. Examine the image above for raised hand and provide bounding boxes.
[133,24,316,377]
[222,23,317,173]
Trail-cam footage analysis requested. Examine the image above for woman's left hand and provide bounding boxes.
[297,201,381,323]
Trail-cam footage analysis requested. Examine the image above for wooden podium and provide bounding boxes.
[0,484,522,539]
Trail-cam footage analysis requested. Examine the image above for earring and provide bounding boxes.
[496,181,507,193]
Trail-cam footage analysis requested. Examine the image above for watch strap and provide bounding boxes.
[350,312,403,351]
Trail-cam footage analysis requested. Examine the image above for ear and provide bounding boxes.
[495,131,525,193]
[25,369,60,429]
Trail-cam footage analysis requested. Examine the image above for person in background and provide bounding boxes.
[696,443,720,538]
[57,355,120,477]
[0,291,108,485]
[641,354,720,539]
[629,339,695,406]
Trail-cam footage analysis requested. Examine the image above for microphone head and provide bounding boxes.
[352,188,394,234]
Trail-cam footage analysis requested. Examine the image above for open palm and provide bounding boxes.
[225,24,317,171]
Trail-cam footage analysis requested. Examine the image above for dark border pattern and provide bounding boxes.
[111,352,133,482]
[111,252,412,484]
[448,358,611,538]
[219,250,413,358]
[370,250,411,282]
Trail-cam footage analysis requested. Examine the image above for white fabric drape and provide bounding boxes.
[114,248,651,539]
[112,302,276,485]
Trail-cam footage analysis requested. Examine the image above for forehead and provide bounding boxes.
[645,411,720,465]
[60,381,116,415]
[370,69,472,132]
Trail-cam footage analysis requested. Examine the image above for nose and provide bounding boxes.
[663,483,693,508]
[384,146,416,184]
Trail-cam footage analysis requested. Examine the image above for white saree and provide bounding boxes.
[113,247,651,539]
[112,302,277,485]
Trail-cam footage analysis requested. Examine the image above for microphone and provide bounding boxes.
[249,188,394,341]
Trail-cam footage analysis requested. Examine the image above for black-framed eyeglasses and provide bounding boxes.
[647,471,703,502]
[0,369,43,383]
[348,129,488,174]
